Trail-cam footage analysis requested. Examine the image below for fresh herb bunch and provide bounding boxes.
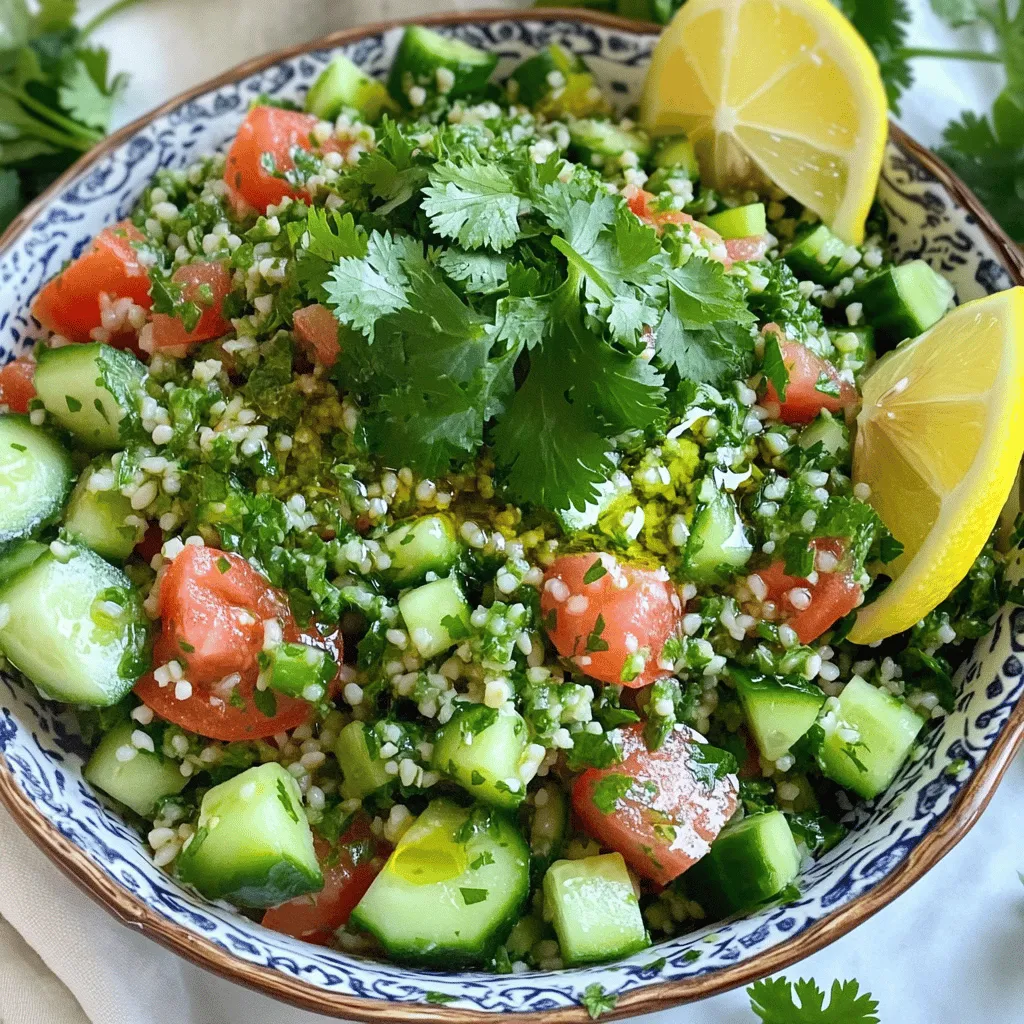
[0,0,142,231]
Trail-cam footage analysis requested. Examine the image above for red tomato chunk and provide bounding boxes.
[763,336,858,425]
[142,261,233,353]
[293,303,341,366]
[0,358,36,413]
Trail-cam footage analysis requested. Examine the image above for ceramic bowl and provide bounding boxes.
[2,10,1024,1022]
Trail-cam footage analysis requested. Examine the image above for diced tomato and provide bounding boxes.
[293,303,340,366]
[541,553,683,688]
[224,106,341,214]
[135,523,164,563]
[0,358,36,413]
[627,188,724,249]
[143,261,233,353]
[725,235,770,263]
[572,723,738,885]
[261,819,388,944]
[134,546,341,740]
[762,337,858,425]
[754,538,862,645]
[31,221,152,342]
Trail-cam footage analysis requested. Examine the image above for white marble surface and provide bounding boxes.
[1,2,1022,1021]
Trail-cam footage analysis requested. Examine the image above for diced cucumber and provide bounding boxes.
[683,485,752,583]
[387,26,498,105]
[829,324,876,371]
[685,810,801,917]
[432,703,528,809]
[351,799,530,966]
[555,469,631,534]
[0,415,73,551]
[507,43,607,118]
[84,720,188,816]
[529,781,568,878]
[0,539,46,584]
[732,668,826,762]
[543,853,649,965]
[784,223,861,285]
[63,459,139,561]
[853,260,954,346]
[398,574,471,659]
[817,676,924,799]
[259,641,336,701]
[335,721,391,801]
[702,203,767,239]
[382,514,462,587]
[0,543,150,706]
[305,54,397,122]
[568,118,651,164]
[652,134,699,177]
[797,410,850,464]
[176,762,322,907]
[33,343,147,450]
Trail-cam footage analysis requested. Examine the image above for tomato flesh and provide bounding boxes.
[261,819,388,944]
[763,338,858,425]
[0,358,36,413]
[293,303,340,366]
[627,189,724,250]
[572,723,738,885]
[144,261,233,353]
[541,553,682,688]
[755,538,862,644]
[725,235,770,263]
[31,221,152,342]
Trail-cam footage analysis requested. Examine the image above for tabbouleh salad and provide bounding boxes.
[0,25,1016,972]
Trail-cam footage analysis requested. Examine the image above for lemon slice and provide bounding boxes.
[639,0,888,243]
[849,287,1024,645]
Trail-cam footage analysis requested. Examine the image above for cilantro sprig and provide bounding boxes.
[748,976,880,1024]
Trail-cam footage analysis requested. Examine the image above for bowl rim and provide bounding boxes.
[1,8,1024,1022]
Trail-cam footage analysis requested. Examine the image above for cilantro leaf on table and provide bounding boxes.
[422,159,523,251]
[748,976,880,1024]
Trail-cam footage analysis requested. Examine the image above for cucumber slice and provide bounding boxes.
[732,668,826,762]
[817,677,924,799]
[507,43,607,118]
[398,574,471,659]
[543,853,649,965]
[853,260,954,346]
[797,411,850,464]
[64,459,140,561]
[350,799,530,966]
[554,469,631,535]
[260,641,336,701]
[685,810,801,916]
[683,485,752,583]
[387,26,498,104]
[432,703,529,809]
[84,720,188,816]
[702,203,767,239]
[34,343,147,450]
[529,781,568,878]
[176,762,322,907]
[568,118,651,164]
[784,223,861,285]
[0,544,150,706]
[382,514,462,587]
[305,54,397,122]
[335,721,391,801]
[0,415,73,551]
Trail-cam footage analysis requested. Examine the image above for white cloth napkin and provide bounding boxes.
[1,2,1020,1022]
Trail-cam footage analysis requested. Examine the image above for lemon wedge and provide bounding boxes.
[849,287,1024,645]
[639,0,888,243]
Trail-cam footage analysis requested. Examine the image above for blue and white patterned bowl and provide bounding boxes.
[2,11,1024,1021]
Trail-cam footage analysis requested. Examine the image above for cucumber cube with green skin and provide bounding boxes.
[785,223,861,284]
[543,853,649,965]
[702,203,767,239]
[732,669,826,762]
[351,799,530,966]
[685,810,801,917]
[0,415,73,552]
[798,410,850,466]
[85,721,188,816]
[64,459,140,561]
[683,486,752,583]
[816,676,924,799]
[399,574,471,659]
[335,721,392,800]
[305,54,397,122]
[508,43,589,108]
[382,514,462,587]
[568,118,652,164]
[260,641,336,700]
[176,762,322,908]
[386,26,498,106]
[432,704,529,809]
[0,544,149,706]
[651,134,699,178]
[33,343,147,450]
[853,260,954,347]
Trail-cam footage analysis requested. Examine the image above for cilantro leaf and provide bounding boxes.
[436,248,509,293]
[581,984,618,1020]
[296,207,367,300]
[748,976,880,1024]
[58,50,126,130]
[422,159,522,251]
